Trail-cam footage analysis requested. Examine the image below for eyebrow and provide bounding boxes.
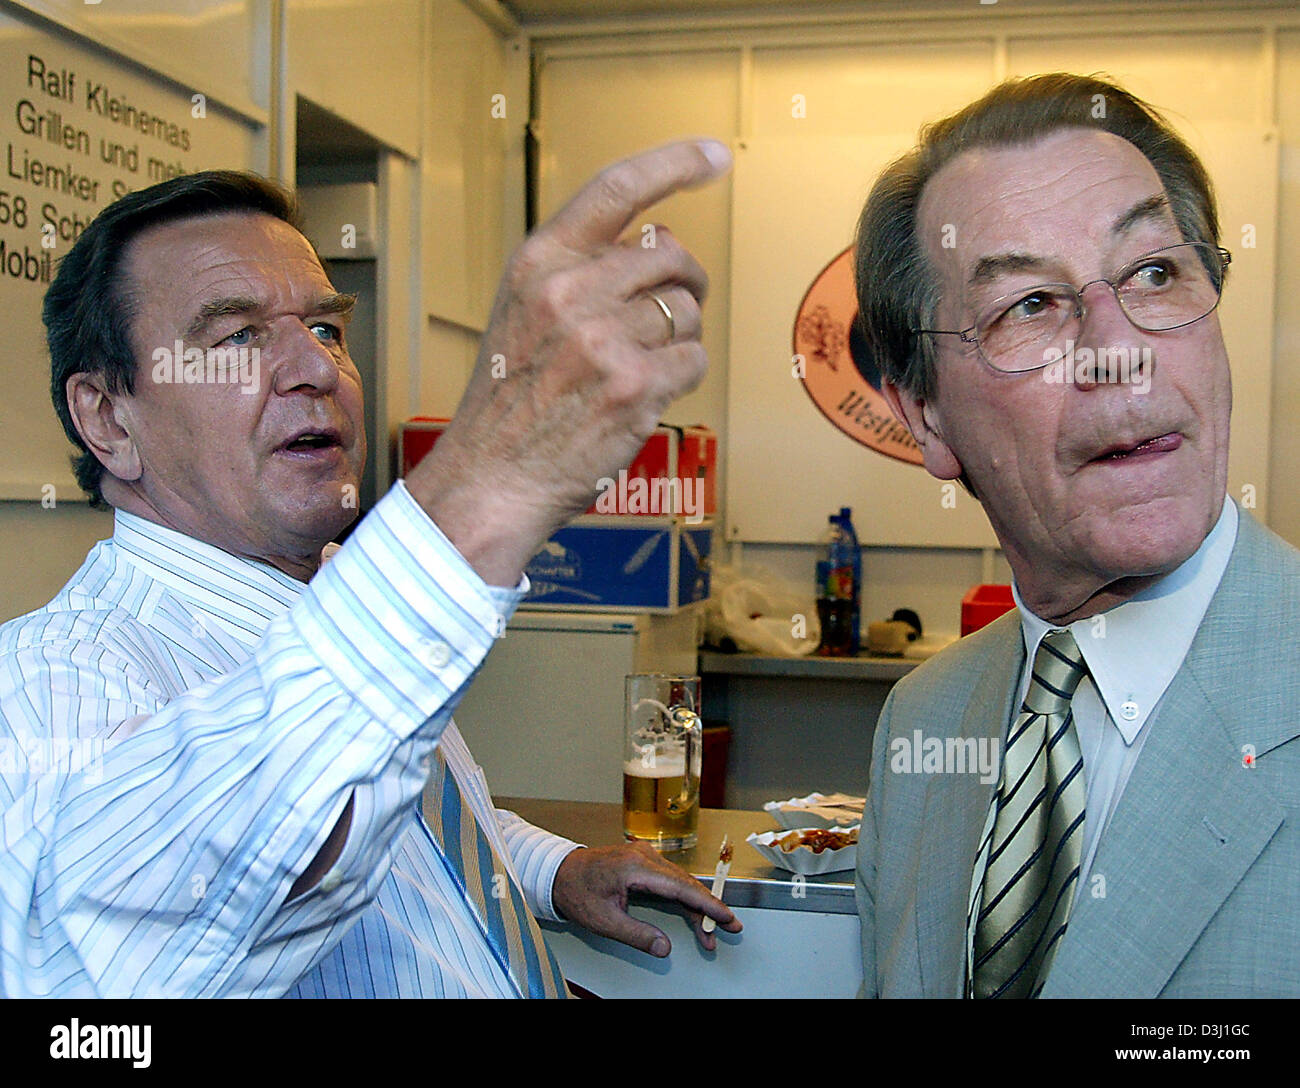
[969,253,1045,287]
[965,194,1175,289]
[1110,193,1172,237]
[182,291,357,341]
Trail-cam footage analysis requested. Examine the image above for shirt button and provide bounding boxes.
[319,870,342,894]
[1120,701,1139,721]
[419,640,452,669]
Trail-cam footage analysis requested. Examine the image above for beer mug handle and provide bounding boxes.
[668,706,701,811]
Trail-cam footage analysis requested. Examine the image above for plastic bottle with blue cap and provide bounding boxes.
[816,507,861,656]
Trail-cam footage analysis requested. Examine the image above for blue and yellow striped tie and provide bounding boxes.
[423,749,570,998]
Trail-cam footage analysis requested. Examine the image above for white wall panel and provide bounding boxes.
[422,0,514,331]
[747,39,994,138]
[536,49,739,479]
[288,0,421,158]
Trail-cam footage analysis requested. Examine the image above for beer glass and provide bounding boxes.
[622,674,702,851]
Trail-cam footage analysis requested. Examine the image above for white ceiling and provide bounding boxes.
[501,0,1289,26]
[504,0,850,15]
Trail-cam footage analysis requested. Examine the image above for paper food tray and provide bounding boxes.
[762,792,865,830]
[746,825,860,876]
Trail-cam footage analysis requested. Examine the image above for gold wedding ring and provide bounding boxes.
[649,291,675,342]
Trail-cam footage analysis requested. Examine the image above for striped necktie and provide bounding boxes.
[422,749,570,999]
[970,628,1088,999]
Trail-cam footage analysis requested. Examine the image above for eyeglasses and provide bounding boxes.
[914,242,1231,374]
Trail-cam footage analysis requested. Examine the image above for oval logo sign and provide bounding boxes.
[793,247,922,465]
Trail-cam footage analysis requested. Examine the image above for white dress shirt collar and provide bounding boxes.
[1012,498,1239,740]
[111,508,307,648]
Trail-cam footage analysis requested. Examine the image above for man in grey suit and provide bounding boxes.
[853,72,1299,998]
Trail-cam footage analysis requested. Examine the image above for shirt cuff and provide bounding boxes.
[494,806,585,923]
[289,481,525,737]
[535,841,585,923]
[390,480,529,605]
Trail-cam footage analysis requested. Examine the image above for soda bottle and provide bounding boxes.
[816,508,861,656]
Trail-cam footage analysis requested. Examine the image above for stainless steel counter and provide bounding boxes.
[496,796,857,915]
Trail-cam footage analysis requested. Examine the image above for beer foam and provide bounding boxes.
[624,752,686,777]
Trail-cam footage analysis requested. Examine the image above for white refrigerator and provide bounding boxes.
[451,608,703,803]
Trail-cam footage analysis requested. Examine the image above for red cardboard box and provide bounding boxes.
[587,424,715,521]
[671,426,718,517]
[398,418,717,520]
[960,584,1015,636]
[398,416,450,478]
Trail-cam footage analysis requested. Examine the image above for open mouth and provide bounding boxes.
[284,433,339,452]
[1091,432,1181,462]
[277,429,344,457]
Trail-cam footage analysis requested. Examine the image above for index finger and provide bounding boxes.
[631,864,740,929]
[543,139,732,253]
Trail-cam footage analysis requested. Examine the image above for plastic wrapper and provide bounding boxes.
[703,563,820,657]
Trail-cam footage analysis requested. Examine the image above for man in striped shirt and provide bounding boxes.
[0,141,740,997]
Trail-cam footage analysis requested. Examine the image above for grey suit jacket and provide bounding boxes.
[855,507,1300,997]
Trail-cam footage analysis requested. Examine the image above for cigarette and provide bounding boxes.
[702,835,733,934]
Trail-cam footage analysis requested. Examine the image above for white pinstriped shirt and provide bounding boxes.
[0,481,579,997]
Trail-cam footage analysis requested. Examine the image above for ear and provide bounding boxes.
[882,378,964,482]
[65,372,143,484]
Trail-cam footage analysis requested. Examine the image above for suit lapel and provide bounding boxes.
[1040,674,1283,996]
[916,613,1023,997]
[1041,510,1291,997]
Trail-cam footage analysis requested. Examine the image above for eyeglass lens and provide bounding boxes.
[976,243,1223,372]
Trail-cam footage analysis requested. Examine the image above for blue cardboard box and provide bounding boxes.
[521,517,713,612]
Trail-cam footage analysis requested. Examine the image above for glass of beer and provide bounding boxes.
[623,674,702,851]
